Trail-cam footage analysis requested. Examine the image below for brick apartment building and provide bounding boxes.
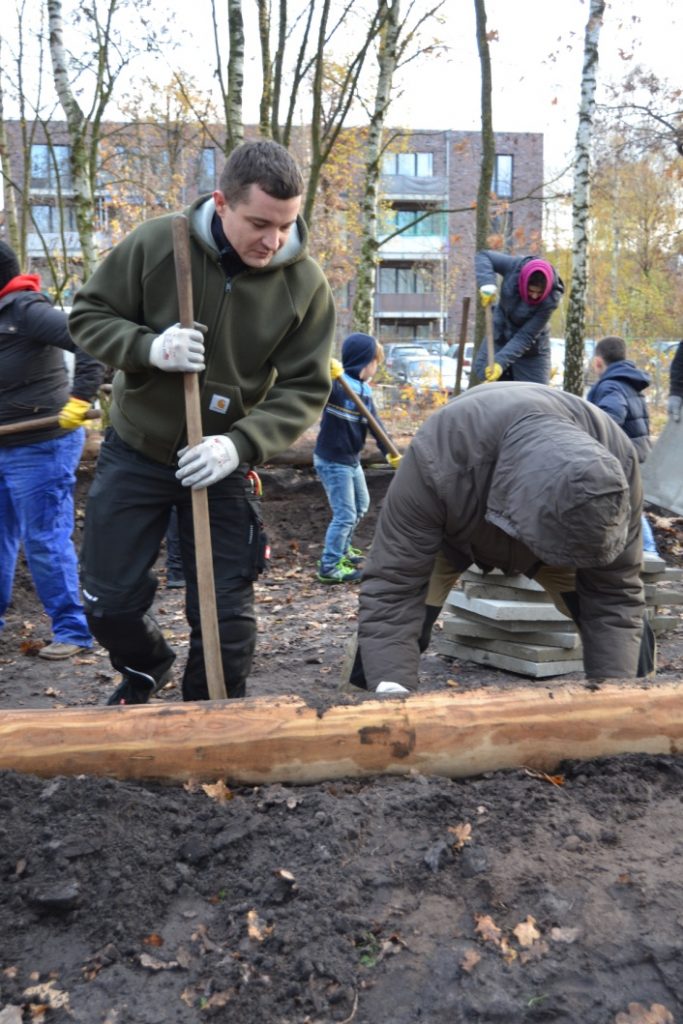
[1,122,543,345]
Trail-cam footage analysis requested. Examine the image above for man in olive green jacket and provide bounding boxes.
[351,383,652,694]
[70,140,335,705]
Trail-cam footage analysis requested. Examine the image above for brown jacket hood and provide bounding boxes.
[486,416,630,568]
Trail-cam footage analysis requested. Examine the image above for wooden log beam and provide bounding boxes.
[0,684,681,785]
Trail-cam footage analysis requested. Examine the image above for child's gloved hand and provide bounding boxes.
[484,362,503,383]
[386,453,402,470]
[330,358,344,380]
[479,284,497,308]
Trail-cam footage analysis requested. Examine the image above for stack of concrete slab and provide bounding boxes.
[436,557,682,679]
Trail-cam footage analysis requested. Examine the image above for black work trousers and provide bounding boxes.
[81,429,266,700]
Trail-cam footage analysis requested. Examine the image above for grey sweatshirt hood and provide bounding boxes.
[485,416,630,567]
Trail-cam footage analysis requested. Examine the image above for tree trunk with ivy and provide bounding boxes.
[472,0,494,383]
[352,1,401,334]
[564,0,605,395]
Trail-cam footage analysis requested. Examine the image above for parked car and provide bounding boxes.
[392,353,462,393]
[383,343,429,373]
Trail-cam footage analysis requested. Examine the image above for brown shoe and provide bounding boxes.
[38,642,89,660]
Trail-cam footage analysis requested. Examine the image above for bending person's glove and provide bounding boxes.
[386,453,402,470]
[330,358,344,380]
[667,395,682,423]
[176,435,239,490]
[58,396,92,430]
[484,362,503,383]
[479,284,497,308]
[149,324,205,372]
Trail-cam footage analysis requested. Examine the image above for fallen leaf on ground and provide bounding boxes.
[247,909,273,942]
[448,822,472,849]
[460,948,481,973]
[138,953,180,971]
[22,981,70,1010]
[474,914,502,945]
[614,1003,674,1024]
[513,915,541,947]
[550,926,581,943]
[446,678,460,687]
[0,1006,23,1024]
[201,780,233,804]
[142,933,164,947]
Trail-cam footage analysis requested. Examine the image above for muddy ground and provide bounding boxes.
[1,442,682,1024]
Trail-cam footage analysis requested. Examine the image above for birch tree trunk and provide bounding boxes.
[256,0,272,138]
[352,0,401,333]
[47,0,97,277]
[564,0,606,395]
[0,45,21,256]
[226,0,244,152]
[472,0,495,382]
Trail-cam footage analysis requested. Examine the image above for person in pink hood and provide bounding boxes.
[474,250,564,384]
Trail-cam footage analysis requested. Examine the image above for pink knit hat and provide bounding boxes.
[518,259,554,304]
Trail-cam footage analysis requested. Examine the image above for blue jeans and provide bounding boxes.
[641,513,658,554]
[0,429,92,646]
[314,454,369,572]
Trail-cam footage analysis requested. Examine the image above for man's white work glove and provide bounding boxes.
[149,324,205,372]
[176,435,239,490]
[375,681,410,695]
[667,395,682,423]
[479,284,497,308]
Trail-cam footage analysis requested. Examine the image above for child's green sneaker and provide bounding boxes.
[345,545,365,566]
[317,559,362,584]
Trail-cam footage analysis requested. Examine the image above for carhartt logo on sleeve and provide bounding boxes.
[209,394,231,414]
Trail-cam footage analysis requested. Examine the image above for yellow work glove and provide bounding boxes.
[386,453,402,470]
[330,358,344,380]
[479,284,497,308]
[484,362,503,383]
[58,396,92,430]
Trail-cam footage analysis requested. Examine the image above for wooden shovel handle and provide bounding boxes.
[484,304,495,370]
[172,215,227,701]
[0,408,100,438]
[336,374,401,459]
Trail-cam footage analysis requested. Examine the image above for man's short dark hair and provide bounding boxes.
[218,140,304,207]
[596,336,627,364]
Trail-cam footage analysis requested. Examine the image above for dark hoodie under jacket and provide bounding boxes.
[358,382,644,690]
[586,359,652,462]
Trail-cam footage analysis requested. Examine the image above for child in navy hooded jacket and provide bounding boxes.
[314,333,394,583]
[587,335,658,554]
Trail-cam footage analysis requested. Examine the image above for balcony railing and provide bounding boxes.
[381,174,448,200]
[378,235,448,259]
[374,293,442,315]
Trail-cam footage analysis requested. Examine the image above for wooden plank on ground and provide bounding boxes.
[0,684,681,785]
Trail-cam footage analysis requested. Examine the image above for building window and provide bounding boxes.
[489,211,514,251]
[381,207,446,237]
[31,204,77,232]
[382,152,434,177]
[378,266,435,293]
[30,144,72,191]
[491,155,513,198]
[198,147,216,192]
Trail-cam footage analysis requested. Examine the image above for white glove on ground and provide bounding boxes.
[149,324,205,372]
[176,435,239,490]
[375,681,410,695]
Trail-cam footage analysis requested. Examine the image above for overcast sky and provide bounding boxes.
[167,0,679,175]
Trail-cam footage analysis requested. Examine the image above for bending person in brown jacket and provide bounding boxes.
[348,382,654,695]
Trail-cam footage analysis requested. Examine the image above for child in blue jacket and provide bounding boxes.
[314,333,397,583]
[587,335,658,555]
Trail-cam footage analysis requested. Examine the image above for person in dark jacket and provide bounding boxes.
[344,383,652,695]
[474,251,564,384]
[586,335,658,554]
[69,139,336,705]
[0,241,105,659]
[313,333,398,584]
[668,341,683,423]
